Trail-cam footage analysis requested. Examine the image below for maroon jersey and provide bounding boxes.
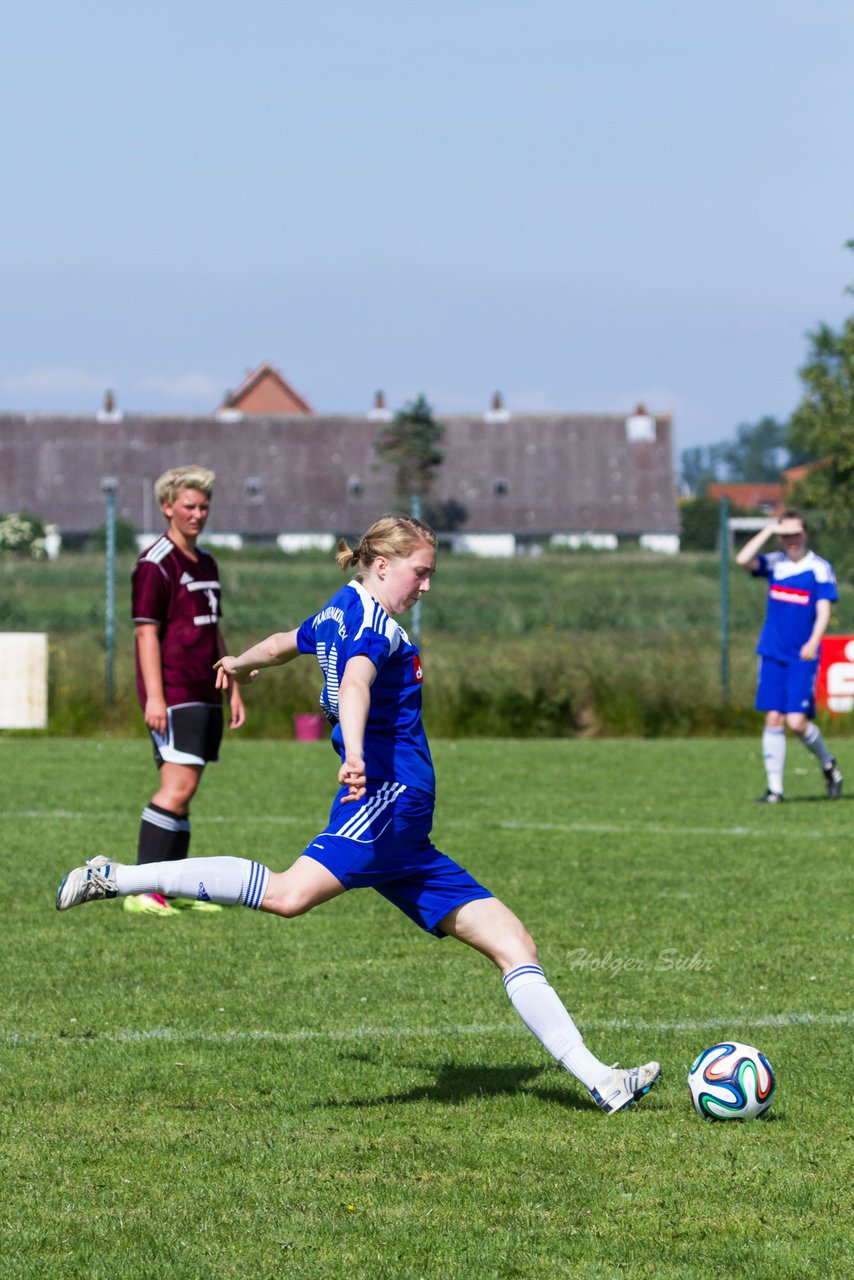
[132,535,223,708]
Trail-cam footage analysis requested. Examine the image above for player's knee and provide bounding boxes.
[263,890,304,918]
[491,919,539,971]
[262,880,313,918]
[786,714,807,734]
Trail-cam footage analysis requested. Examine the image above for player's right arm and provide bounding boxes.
[214,628,301,689]
[735,522,781,572]
[135,623,168,735]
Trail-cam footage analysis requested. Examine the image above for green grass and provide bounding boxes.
[1,737,852,1278]
[0,548,787,636]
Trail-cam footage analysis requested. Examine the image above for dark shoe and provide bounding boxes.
[755,790,784,804]
[823,757,843,799]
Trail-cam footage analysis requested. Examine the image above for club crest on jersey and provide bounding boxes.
[413,654,423,683]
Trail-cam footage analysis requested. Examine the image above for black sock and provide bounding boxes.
[137,802,191,865]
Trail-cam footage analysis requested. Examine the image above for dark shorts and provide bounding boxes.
[302,781,493,936]
[755,654,818,717]
[150,702,223,768]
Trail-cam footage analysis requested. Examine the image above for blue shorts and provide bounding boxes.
[755,654,818,717]
[301,782,493,936]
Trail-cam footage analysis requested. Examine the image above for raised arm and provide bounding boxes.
[336,655,378,803]
[735,522,781,572]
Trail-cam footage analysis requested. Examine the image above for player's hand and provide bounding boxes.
[338,753,367,803]
[774,518,805,538]
[214,656,258,689]
[144,695,168,735]
[228,686,246,729]
[800,638,819,661]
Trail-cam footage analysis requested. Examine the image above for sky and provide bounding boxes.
[1,0,853,456]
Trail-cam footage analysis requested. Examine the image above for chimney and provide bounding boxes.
[367,389,392,422]
[484,391,510,424]
[97,388,123,423]
[625,403,656,442]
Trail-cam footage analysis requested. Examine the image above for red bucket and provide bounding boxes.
[293,712,324,741]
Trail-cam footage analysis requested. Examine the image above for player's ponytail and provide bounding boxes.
[336,538,360,572]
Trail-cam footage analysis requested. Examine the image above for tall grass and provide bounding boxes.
[2,549,851,737]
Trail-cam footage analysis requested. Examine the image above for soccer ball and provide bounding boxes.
[687,1041,775,1120]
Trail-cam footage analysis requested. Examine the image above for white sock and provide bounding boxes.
[114,857,269,909]
[800,722,832,768]
[762,726,786,794]
[503,964,610,1091]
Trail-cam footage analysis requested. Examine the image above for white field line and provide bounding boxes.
[1,1011,851,1049]
[0,809,836,840]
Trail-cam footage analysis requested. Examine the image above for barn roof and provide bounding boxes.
[0,410,677,537]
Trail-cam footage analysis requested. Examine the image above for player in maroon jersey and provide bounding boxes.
[129,466,245,915]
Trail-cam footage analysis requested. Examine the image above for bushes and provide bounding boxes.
[91,518,139,554]
[0,510,46,558]
[679,497,757,551]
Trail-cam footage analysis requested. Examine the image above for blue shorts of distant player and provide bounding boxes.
[755,653,818,717]
[302,781,493,935]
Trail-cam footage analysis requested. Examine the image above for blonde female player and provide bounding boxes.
[56,514,660,1114]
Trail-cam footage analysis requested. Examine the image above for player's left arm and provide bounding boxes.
[800,598,832,661]
[216,625,246,729]
[337,655,377,803]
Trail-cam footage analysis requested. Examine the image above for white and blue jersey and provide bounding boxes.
[753,550,838,662]
[296,580,435,796]
[295,579,492,935]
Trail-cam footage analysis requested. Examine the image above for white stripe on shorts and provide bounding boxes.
[335,782,407,842]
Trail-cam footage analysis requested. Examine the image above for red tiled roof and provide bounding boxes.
[220,363,314,415]
[706,483,783,511]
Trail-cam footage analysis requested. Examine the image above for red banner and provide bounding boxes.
[816,636,854,714]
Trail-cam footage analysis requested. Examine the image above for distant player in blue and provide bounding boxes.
[736,509,842,803]
[57,514,660,1114]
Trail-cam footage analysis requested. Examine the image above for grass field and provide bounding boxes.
[2,735,852,1278]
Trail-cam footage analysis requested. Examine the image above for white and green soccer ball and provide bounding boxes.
[687,1041,775,1120]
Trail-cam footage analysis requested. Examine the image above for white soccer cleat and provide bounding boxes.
[590,1061,661,1114]
[55,855,119,911]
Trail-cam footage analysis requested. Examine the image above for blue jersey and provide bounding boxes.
[296,580,434,796]
[753,550,838,661]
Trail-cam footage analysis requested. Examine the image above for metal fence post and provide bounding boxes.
[720,496,730,702]
[101,477,119,703]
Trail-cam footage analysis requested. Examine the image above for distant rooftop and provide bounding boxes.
[218,363,314,416]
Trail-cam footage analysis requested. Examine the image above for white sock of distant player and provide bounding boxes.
[114,857,269,909]
[799,721,833,768]
[762,725,786,794]
[503,964,611,1090]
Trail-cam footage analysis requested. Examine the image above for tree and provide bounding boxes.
[374,395,445,509]
[422,497,468,533]
[788,245,854,532]
[680,418,791,496]
[679,444,725,495]
[718,416,790,482]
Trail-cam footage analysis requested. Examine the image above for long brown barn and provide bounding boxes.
[0,406,678,550]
